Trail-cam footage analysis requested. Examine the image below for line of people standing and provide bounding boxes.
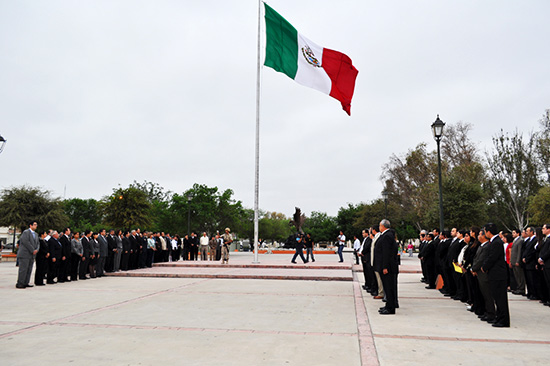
[417,224,515,328]
[16,221,235,289]
[358,219,400,315]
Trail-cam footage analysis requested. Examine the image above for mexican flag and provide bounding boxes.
[263,2,359,115]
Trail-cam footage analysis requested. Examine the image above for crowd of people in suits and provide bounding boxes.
[357,219,401,315]
[416,223,550,328]
[15,221,234,288]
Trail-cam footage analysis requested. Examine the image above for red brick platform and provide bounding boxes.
[107,255,354,281]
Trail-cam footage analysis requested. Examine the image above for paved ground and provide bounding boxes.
[1,252,549,365]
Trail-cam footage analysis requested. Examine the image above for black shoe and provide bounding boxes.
[379,309,395,315]
[15,284,26,289]
[25,284,34,288]
[486,318,496,324]
[35,283,45,286]
[291,261,297,264]
[338,261,343,263]
[492,323,509,328]
[425,286,436,289]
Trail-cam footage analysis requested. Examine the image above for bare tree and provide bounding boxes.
[487,129,541,230]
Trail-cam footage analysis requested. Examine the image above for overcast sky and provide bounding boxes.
[1,0,549,218]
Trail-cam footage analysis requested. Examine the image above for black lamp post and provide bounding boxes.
[187,193,194,235]
[0,134,6,154]
[381,190,389,219]
[431,115,445,233]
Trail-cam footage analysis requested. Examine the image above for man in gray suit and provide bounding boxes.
[16,221,39,289]
[97,229,109,277]
[510,228,525,295]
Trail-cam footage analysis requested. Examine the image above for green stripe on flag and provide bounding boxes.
[264,3,298,79]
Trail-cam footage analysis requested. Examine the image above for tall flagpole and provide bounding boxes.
[253,0,262,263]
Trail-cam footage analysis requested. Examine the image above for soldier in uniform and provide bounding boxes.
[222,228,233,264]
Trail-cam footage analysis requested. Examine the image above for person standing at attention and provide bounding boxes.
[353,235,361,265]
[337,230,346,263]
[200,232,209,260]
[222,228,233,264]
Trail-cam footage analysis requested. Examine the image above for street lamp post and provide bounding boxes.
[0,134,6,154]
[187,193,194,235]
[431,115,445,233]
[381,190,389,219]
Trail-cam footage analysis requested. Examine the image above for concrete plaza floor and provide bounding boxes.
[1,251,549,365]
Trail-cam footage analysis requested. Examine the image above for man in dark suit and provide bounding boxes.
[375,219,399,315]
[58,227,72,282]
[47,231,63,284]
[522,227,539,300]
[471,230,492,321]
[190,232,199,261]
[446,228,463,298]
[359,229,373,292]
[139,232,148,268]
[34,231,49,286]
[482,223,510,328]
[129,230,139,269]
[80,230,92,280]
[16,221,39,289]
[436,231,451,295]
[182,235,190,260]
[106,229,117,272]
[538,224,550,306]
[418,231,428,283]
[121,231,131,271]
[420,233,437,289]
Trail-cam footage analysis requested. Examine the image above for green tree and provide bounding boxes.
[303,211,338,242]
[0,185,68,232]
[337,203,363,239]
[528,185,550,225]
[102,187,151,230]
[381,143,438,230]
[437,164,488,229]
[259,212,292,243]
[63,198,102,232]
[160,184,246,236]
[355,199,385,231]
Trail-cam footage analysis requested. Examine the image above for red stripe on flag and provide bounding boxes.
[322,48,358,116]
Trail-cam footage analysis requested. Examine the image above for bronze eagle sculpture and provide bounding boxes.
[289,207,306,234]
